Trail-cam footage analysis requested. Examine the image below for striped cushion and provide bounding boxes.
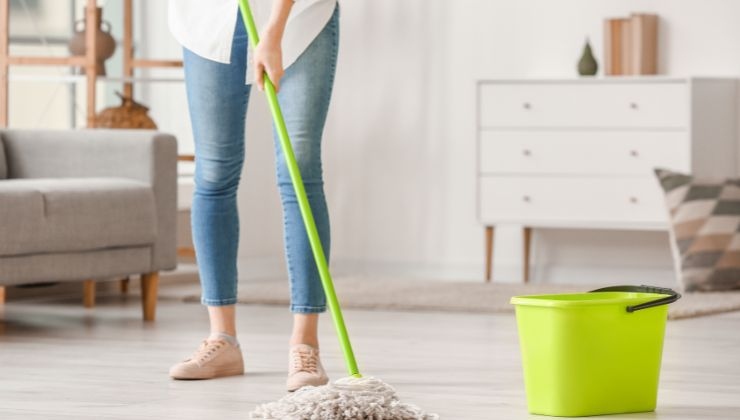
[655,168,740,292]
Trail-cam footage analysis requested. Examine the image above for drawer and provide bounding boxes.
[478,176,668,225]
[479,82,688,128]
[479,130,690,175]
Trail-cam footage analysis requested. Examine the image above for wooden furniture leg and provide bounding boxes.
[122,0,133,98]
[523,227,532,283]
[119,277,130,294]
[0,286,5,304]
[141,272,159,322]
[84,0,98,127]
[83,280,96,308]
[0,0,9,127]
[177,247,196,259]
[485,226,494,283]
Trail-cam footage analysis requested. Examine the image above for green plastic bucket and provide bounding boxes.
[510,285,681,417]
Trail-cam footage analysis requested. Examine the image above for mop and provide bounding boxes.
[236,1,437,419]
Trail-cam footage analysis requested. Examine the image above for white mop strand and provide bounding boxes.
[249,376,439,420]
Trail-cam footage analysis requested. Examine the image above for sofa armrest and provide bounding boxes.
[0,129,178,272]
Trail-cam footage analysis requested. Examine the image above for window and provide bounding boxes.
[7,0,122,128]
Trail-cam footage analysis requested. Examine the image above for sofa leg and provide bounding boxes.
[83,280,96,308]
[120,277,130,294]
[0,286,5,304]
[141,272,159,322]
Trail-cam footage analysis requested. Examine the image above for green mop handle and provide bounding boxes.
[237,0,361,379]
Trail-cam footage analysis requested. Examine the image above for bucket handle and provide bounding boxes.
[589,285,681,313]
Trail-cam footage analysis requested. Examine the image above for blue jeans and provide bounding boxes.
[183,6,339,313]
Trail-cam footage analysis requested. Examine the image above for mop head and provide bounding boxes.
[249,376,438,420]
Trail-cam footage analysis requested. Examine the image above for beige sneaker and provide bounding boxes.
[286,343,329,391]
[169,339,244,380]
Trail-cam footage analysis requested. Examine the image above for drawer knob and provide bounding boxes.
[522,102,532,110]
[522,195,532,203]
[630,150,639,157]
[522,149,532,156]
[629,196,639,204]
[629,102,639,110]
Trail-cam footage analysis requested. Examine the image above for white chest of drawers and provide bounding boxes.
[476,78,738,282]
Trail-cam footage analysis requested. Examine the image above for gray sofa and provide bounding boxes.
[0,129,178,321]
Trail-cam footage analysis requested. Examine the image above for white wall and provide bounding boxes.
[140,0,740,285]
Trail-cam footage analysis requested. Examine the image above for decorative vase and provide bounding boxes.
[95,92,157,129]
[68,7,116,76]
[577,39,598,76]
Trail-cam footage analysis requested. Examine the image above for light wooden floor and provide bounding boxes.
[1,287,739,419]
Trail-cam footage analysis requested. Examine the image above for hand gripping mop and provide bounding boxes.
[237,1,437,419]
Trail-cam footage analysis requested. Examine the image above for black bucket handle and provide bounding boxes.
[589,285,681,313]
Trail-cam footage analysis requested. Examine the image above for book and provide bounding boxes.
[604,18,631,75]
[621,18,632,75]
[630,13,658,74]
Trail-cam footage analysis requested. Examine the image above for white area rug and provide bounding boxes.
[167,274,740,320]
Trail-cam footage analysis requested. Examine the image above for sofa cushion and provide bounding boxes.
[655,168,740,292]
[0,177,157,257]
[0,135,7,179]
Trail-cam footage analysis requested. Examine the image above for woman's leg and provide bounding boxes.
[169,16,249,380]
[273,6,339,390]
[208,305,237,337]
[291,313,319,347]
[185,21,250,327]
[275,5,339,343]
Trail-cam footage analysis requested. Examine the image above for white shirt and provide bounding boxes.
[168,0,337,83]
